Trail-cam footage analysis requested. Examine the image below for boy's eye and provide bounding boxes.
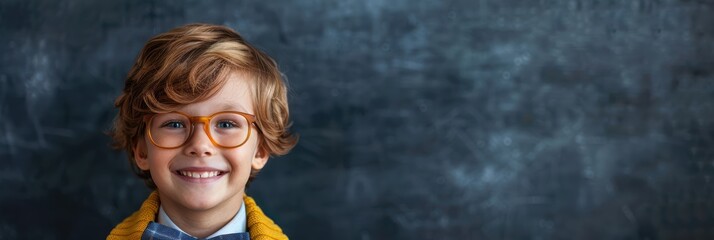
[161,121,186,129]
[216,121,239,129]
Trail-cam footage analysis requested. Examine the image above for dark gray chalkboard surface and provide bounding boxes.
[1,0,713,239]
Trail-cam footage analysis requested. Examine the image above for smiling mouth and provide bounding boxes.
[176,170,227,179]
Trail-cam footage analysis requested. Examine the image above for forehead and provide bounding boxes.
[179,72,256,114]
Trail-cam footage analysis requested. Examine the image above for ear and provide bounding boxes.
[251,147,270,170]
[133,138,150,171]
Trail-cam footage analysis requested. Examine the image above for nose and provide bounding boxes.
[183,123,217,157]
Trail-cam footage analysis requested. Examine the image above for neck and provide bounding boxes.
[158,195,244,239]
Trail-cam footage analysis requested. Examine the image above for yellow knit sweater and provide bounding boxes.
[107,192,288,240]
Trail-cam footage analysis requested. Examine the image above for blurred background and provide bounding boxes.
[1,0,713,239]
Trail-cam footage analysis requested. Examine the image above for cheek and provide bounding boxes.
[223,143,259,170]
[146,147,179,167]
[223,148,254,165]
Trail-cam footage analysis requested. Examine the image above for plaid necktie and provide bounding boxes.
[142,222,250,240]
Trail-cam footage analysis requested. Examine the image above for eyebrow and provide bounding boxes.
[218,103,249,112]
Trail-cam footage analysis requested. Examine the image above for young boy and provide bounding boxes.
[107,23,297,240]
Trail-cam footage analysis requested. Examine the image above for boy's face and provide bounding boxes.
[133,72,267,212]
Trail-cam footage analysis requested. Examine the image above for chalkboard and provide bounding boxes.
[1,0,713,239]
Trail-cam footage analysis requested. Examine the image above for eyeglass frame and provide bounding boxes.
[144,111,259,149]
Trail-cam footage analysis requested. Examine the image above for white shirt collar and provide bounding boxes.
[157,201,247,238]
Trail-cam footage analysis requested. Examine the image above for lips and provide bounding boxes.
[178,171,221,178]
[173,167,228,181]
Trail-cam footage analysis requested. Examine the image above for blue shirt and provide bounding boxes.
[157,201,247,238]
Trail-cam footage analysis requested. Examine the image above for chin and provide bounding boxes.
[181,194,223,210]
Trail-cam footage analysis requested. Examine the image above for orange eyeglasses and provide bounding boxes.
[145,111,258,149]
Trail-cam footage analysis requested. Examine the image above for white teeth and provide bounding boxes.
[179,171,220,178]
